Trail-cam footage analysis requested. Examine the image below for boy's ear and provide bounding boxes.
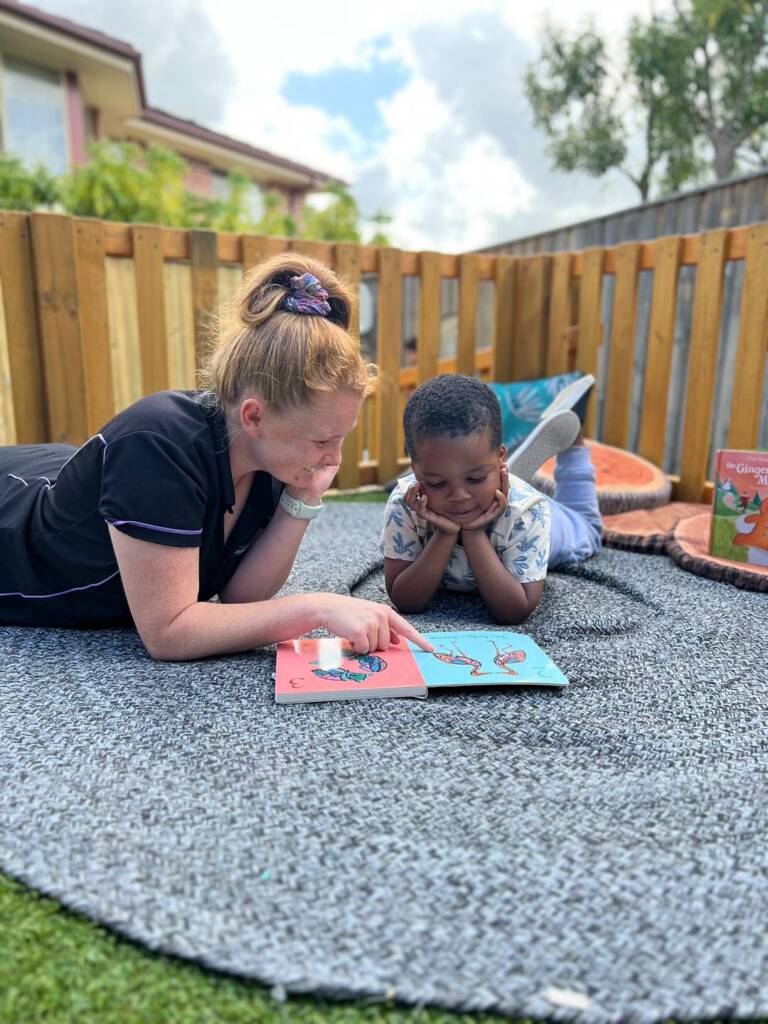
[498,445,507,461]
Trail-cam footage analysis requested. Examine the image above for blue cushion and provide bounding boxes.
[489,371,582,451]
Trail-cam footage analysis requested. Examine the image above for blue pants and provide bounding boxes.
[546,446,602,567]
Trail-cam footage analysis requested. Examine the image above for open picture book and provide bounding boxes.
[275,630,568,704]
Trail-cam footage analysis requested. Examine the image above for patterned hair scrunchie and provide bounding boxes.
[280,273,331,317]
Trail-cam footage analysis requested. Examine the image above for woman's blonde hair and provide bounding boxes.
[200,253,375,409]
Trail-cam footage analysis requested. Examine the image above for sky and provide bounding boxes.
[44,0,672,251]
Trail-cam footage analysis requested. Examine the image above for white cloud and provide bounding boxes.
[37,0,676,250]
[360,77,535,250]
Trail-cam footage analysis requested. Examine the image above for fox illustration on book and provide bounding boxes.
[733,498,768,563]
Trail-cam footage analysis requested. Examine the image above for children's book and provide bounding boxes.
[709,449,768,566]
[275,637,427,704]
[275,631,567,704]
[409,631,568,689]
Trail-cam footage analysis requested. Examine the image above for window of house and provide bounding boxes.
[212,169,265,222]
[2,56,69,174]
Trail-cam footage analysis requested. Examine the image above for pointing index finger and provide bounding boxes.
[388,610,434,652]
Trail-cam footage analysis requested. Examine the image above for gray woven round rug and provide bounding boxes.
[1,503,767,1022]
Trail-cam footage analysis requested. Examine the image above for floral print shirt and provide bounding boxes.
[380,472,551,591]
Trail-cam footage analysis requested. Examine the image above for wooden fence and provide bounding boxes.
[1,210,767,503]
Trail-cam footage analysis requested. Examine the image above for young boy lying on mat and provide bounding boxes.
[380,373,601,624]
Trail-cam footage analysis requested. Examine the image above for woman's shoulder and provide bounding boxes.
[101,390,214,449]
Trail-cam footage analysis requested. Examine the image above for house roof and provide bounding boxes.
[0,0,343,187]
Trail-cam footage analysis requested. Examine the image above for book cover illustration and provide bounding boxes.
[710,450,768,566]
[275,637,427,704]
[408,631,568,688]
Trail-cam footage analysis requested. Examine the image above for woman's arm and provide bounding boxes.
[108,527,432,661]
[460,528,544,624]
[219,505,311,603]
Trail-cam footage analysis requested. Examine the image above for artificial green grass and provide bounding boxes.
[0,872,505,1024]
[326,491,389,503]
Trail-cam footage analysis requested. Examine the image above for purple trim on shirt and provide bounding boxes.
[106,518,203,535]
[0,570,121,600]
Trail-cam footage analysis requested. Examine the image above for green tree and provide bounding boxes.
[302,184,362,242]
[0,155,58,210]
[525,0,768,200]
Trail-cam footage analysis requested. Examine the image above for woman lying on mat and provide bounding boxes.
[0,255,432,660]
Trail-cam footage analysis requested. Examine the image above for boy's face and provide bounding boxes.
[412,431,506,525]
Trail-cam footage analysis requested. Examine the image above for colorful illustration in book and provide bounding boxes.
[311,666,369,684]
[432,642,491,677]
[733,498,768,564]
[710,450,768,563]
[491,640,528,677]
[341,651,387,674]
[311,650,389,685]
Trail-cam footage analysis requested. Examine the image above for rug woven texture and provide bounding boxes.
[1,504,767,1022]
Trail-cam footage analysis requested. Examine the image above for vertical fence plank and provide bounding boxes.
[546,252,573,376]
[492,256,516,382]
[576,248,604,437]
[74,218,114,433]
[418,252,441,385]
[376,247,402,484]
[602,242,641,449]
[638,236,682,466]
[241,235,288,272]
[457,253,479,376]
[30,212,89,444]
[727,223,768,449]
[190,230,219,381]
[292,239,335,266]
[678,229,727,501]
[335,241,362,490]
[133,225,170,396]
[515,255,549,380]
[0,211,46,442]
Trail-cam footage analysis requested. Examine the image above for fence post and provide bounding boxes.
[638,236,682,466]
[457,253,480,376]
[241,234,288,272]
[678,229,727,502]
[189,230,219,382]
[74,218,114,433]
[576,248,604,438]
[30,212,91,444]
[0,211,46,443]
[603,242,641,449]
[727,223,768,449]
[492,256,516,382]
[546,252,573,376]
[515,255,549,380]
[375,247,402,485]
[417,252,441,385]
[335,241,363,490]
[133,225,170,395]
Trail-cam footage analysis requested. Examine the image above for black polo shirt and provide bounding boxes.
[0,390,281,627]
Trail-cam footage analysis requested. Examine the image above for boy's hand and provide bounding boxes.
[404,484,461,536]
[461,465,509,532]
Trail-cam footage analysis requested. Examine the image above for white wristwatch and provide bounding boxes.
[279,490,323,520]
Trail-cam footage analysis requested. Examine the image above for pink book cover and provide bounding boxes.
[710,449,768,565]
[275,638,427,704]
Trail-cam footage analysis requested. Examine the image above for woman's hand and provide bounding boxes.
[404,483,461,536]
[286,462,340,505]
[317,593,435,654]
[461,465,510,532]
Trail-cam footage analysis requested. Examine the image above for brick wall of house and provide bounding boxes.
[184,158,212,196]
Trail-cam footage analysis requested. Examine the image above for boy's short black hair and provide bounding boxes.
[403,374,502,459]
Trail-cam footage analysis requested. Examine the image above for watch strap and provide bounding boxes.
[279,490,323,520]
